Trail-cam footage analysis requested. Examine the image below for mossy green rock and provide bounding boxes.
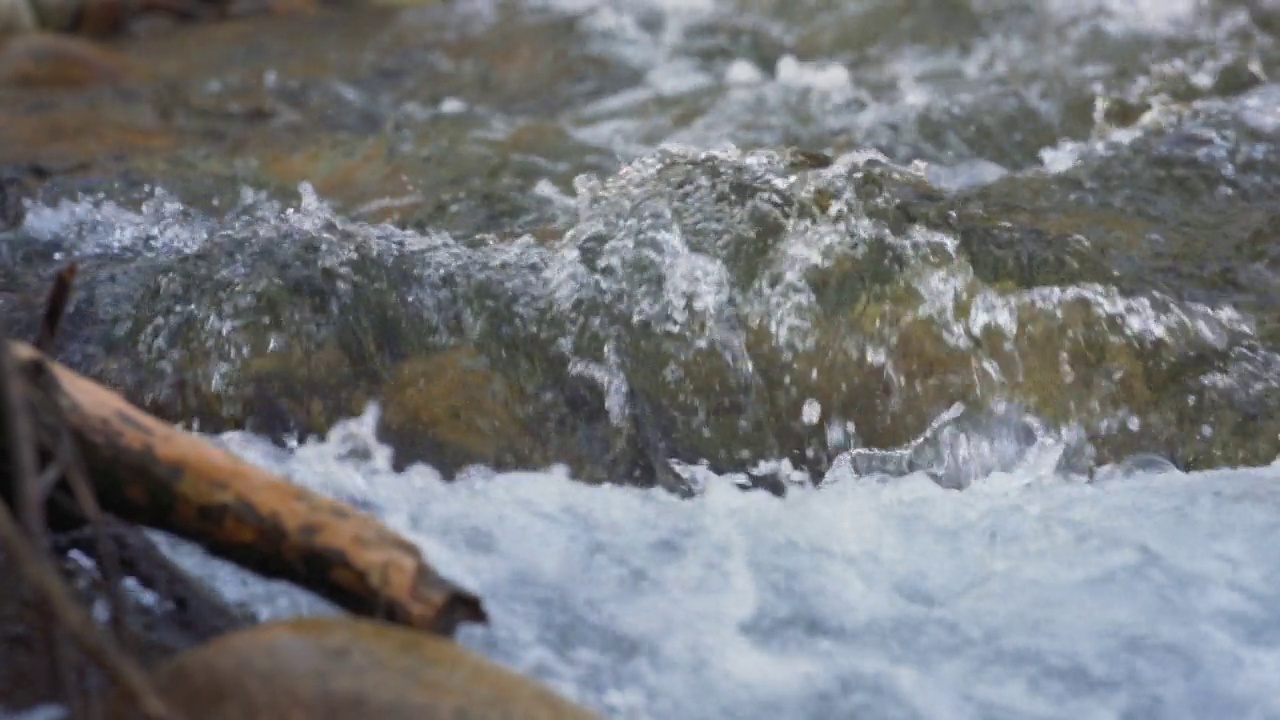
[547,146,1277,481]
[7,139,1280,490]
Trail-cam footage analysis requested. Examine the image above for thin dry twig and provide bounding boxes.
[55,413,134,645]
[34,452,68,506]
[29,263,134,649]
[0,345,177,720]
[28,264,131,642]
[34,262,78,355]
[1,310,81,718]
[4,317,44,544]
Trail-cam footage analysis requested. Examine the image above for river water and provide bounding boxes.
[5,0,1280,717]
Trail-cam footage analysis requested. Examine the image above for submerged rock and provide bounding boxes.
[379,346,538,474]
[0,33,138,87]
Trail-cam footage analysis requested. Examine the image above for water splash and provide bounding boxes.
[132,408,1280,720]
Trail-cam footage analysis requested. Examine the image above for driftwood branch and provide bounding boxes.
[4,339,487,635]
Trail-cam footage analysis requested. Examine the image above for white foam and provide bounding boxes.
[724,58,766,86]
[21,190,212,256]
[645,58,716,96]
[800,398,821,426]
[924,159,1009,192]
[1040,0,1203,35]
[1237,83,1280,135]
[178,411,1280,720]
[438,97,470,114]
[774,55,853,94]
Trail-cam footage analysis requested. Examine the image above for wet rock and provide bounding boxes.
[10,137,1280,488]
[953,214,1117,290]
[393,119,596,238]
[260,137,425,225]
[234,339,376,441]
[938,104,1280,470]
[250,120,591,236]
[0,32,137,87]
[105,616,599,720]
[541,146,1276,482]
[96,204,433,439]
[4,0,1280,488]
[434,13,642,115]
[378,346,537,475]
[0,2,631,234]
[0,86,172,173]
[0,184,649,484]
[28,147,1161,490]
[1212,56,1265,97]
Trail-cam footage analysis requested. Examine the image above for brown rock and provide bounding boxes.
[106,616,599,720]
[0,32,137,87]
[379,346,538,473]
[0,102,173,171]
[260,137,425,224]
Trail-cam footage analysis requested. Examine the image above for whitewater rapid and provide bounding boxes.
[131,407,1280,720]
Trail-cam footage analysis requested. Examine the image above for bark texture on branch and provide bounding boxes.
[5,340,487,636]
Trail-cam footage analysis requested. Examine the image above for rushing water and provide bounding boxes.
[4,0,1280,717]
[144,409,1280,720]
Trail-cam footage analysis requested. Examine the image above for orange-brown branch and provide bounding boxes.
[6,340,486,636]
